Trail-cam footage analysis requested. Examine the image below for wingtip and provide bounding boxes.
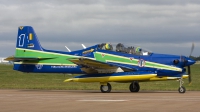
[64,78,73,82]
[4,56,15,61]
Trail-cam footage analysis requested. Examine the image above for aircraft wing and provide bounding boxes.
[68,58,134,74]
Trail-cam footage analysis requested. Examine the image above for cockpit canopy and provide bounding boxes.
[98,43,152,56]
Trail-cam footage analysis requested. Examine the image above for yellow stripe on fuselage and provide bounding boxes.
[149,75,189,81]
[64,74,157,82]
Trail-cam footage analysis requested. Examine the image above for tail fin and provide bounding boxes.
[15,26,44,58]
[16,26,43,51]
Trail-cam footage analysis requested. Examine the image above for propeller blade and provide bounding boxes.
[188,43,194,85]
[188,66,191,84]
[189,43,194,57]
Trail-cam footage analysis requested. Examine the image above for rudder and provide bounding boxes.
[15,26,44,58]
[16,26,43,51]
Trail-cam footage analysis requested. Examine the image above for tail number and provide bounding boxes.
[18,34,25,47]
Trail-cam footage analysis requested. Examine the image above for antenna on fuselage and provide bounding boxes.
[81,44,86,49]
[65,46,71,52]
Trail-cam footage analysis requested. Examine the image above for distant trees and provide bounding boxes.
[189,56,200,61]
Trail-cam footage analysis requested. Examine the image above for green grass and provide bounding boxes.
[0,64,200,91]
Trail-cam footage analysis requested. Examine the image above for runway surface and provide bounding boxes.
[0,89,200,112]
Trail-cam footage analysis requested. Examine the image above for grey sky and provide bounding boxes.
[0,0,200,57]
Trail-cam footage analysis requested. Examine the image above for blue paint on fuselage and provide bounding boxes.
[14,43,195,78]
[43,45,98,58]
[13,64,84,73]
[14,26,196,81]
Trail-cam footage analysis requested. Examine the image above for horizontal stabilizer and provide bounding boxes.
[4,56,56,61]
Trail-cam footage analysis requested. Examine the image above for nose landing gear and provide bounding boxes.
[178,78,186,93]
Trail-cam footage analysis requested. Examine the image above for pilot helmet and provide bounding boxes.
[136,47,142,52]
[105,43,111,50]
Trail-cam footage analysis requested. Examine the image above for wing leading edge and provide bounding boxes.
[68,58,134,74]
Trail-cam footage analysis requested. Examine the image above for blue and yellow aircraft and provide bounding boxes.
[6,26,196,93]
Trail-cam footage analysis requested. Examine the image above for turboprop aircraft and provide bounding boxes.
[5,26,196,93]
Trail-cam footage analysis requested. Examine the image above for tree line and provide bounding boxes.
[189,56,200,61]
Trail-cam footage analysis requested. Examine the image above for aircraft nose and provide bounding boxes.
[186,57,196,66]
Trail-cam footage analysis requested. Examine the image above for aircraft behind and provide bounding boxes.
[5,26,196,93]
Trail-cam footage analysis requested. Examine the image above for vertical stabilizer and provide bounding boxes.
[15,26,43,57]
[16,26,43,50]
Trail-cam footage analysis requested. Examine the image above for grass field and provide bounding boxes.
[0,64,199,91]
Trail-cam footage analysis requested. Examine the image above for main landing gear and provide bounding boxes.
[129,81,140,92]
[99,80,186,93]
[178,78,186,93]
[100,83,112,93]
[100,81,140,93]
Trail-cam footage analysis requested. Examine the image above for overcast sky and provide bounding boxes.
[0,0,200,57]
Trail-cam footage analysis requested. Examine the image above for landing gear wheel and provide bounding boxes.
[178,86,186,93]
[100,83,111,93]
[129,81,140,92]
[178,78,186,93]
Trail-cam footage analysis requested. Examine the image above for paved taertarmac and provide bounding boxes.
[0,89,199,112]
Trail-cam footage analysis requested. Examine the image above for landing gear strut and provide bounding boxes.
[100,83,112,93]
[178,78,186,93]
[129,81,140,92]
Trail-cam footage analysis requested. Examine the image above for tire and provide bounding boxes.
[178,86,186,93]
[100,83,112,93]
[129,82,140,92]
